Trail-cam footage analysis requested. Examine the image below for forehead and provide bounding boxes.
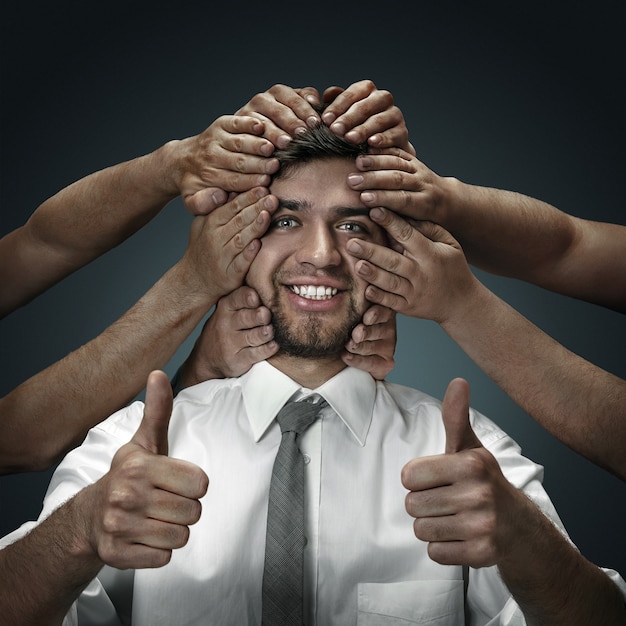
[270,158,363,212]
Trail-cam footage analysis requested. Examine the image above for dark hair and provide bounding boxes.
[273,123,368,180]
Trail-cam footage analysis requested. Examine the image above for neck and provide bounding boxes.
[267,353,346,388]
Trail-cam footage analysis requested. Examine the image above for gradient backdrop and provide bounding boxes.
[2,1,625,580]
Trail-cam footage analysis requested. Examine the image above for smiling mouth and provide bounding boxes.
[289,285,339,300]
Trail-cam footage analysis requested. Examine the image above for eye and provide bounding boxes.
[338,221,368,234]
[270,215,300,230]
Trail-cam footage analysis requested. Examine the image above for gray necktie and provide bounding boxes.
[262,396,327,626]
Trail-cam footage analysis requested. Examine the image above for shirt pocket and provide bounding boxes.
[357,580,465,625]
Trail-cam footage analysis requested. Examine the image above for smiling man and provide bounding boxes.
[1,122,624,625]
[247,154,388,380]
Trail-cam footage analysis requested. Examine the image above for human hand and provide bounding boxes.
[346,147,453,222]
[341,304,396,380]
[346,207,478,325]
[179,115,280,215]
[88,371,209,569]
[177,286,278,387]
[402,378,525,568]
[178,187,278,304]
[320,80,414,154]
[236,84,323,149]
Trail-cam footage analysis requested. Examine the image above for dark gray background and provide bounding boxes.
[2,0,625,579]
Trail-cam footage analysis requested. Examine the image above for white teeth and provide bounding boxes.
[291,285,338,300]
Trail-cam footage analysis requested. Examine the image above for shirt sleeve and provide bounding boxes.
[466,408,626,623]
[0,402,145,625]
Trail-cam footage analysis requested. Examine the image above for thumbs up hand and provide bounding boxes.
[87,371,209,570]
[401,378,524,569]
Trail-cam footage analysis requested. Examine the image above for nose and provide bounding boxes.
[295,223,342,269]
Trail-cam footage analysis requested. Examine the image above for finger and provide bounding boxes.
[238,338,280,364]
[294,86,321,107]
[101,542,173,570]
[239,324,275,348]
[267,84,320,128]
[228,303,272,335]
[218,285,262,312]
[350,320,393,344]
[342,105,404,146]
[405,483,458,520]
[237,85,320,141]
[212,187,276,228]
[131,371,173,455]
[144,489,204,526]
[184,188,228,216]
[341,351,394,381]
[369,207,429,249]
[443,378,482,454]
[321,79,377,129]
[321,85,345,105]
[361,304,395,326]
[124,516,192,552]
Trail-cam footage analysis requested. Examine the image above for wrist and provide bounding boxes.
[166,260,223,314]
[152,138,191,198]
[437,176,470,230]
[437,273,487,329]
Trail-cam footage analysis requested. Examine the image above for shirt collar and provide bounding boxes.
[241,361,376,446]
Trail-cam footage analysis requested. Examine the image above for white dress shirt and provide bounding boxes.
[3,362,625,625]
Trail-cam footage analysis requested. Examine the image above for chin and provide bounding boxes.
[273,311,358,359]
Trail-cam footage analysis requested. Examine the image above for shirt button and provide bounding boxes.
[303,454,311,465]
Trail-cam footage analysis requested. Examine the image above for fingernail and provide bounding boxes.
[264,158,279,174]
[357,261,372,276]
[370,207,384,220]
[347,240,363,254]
[260,142,274,157]
[307,115,320,128]
[331,121,346,136]
[294,126,307,136]
[277,134,292,148]
[347,174,363,186]
[345,130,359,143]
[212,190,226,206]
[358,155,372,168]
[361,192,375,204]
[322,111,336,125]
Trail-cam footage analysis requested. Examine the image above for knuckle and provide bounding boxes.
[360,79,376,93]
[120,451,150,481]
[101,509,124,535]
[464,450,490,478]
[174,525,191,549]
[108,485,137,511]
[379,89,394,105]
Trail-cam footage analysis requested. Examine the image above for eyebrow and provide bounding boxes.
[277,199,372,219]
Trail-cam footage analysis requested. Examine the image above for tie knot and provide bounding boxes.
[275,396,327,436]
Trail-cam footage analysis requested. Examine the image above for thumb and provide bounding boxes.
[131,370,173,455]
[442,378,482,454]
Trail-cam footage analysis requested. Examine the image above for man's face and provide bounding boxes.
[246,158,388,358]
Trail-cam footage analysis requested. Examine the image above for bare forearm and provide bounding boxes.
[441,283,626,480]
[0,140,187,316]
[440,180,574,279]
[0,489,102,625]
[498,493,626,625]
[439,180,626,312]
[0,261,214,474]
